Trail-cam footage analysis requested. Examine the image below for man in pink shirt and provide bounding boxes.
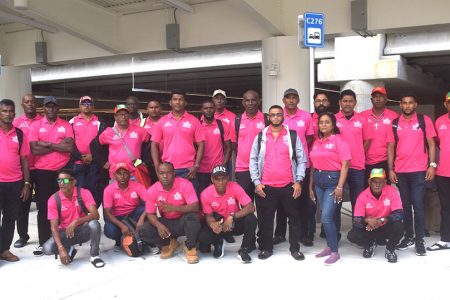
[143,99,163,183]
[13,94,42,249]
[249,105,307,260]
[139,162,201,264]
[103,162,147,247]
[43,169,104,268]
[387,94,436,256]
[0,99,31,262]
[427,93,450,251]
[198,99,232,193]
[347,168,404,263]
[212,89,236,127]
[126,96,145,127]
[361,87,399,182]
[29,96,74,256]
[199,166,257,263]
[151,90,205,192]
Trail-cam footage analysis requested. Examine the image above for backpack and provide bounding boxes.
[200,119,225,145]
[234,113,270,151]
[15,127,23,155]
[256,129,298,163]
[53,187,88,225]
[120,217,144,257]
[392,114,428,157]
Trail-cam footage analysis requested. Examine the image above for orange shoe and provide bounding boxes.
[160,238,179,259]
[0,250,20,262]
[184,246,199,264]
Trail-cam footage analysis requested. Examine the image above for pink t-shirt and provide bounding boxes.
[47,188,96,230]
[71,114,99,161]
[200,181,251,218]
[436,114,450,177]
[261,127,294,187]
[283,108,314,167]
[99,125,149,178]
[199,119,231,173]
[215,108,236,143]
[310,134,352,171]
[235,111,266,172]
[335,111,372,170]
[146,177,199,219]
[354,185,403,227]
[360,108,399,165]
[13,114,43,170]
[0,127,30,182]
[103,180,147,217]
[28,117,74,171]
[151,112,205,169]
[387,113,437,173]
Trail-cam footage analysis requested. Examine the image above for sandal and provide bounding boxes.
[91,257,105,268]
[426,242,450,251]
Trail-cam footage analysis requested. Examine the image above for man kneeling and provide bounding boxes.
[199,166,257,263]
[43,169,105,268]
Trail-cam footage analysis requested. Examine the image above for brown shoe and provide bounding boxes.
[0,250,20,262]
[160,238,179,259]
[184,246,199,264]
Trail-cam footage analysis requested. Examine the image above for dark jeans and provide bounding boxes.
[198,214,257,250]
[365,160,390,187]
[175,168,199,195]
[435,175,450,242]
[347,221,405,251]
[197,172,212,195]
[139,212,200,249]
[34,169,59,245]
[347,168,366,213]
[73,163,102,208]
[396,171,426,240]
[0,180,23,252]
[16,170,37,240]
[236,171,259,245]
[104,204,145,242]
[255,184,301,253]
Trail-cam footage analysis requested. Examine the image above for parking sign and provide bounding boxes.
[304,12,324,48]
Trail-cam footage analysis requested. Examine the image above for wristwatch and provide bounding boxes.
[379,217,386,223]
[429,162,437,168]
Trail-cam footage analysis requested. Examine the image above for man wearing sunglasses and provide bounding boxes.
[43,169,104,268]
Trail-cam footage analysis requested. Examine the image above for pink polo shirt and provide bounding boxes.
[436,113,450,177]
[284,108,314,167]
[215,108,236,142]
[146,177,198,220]
[312,112,320,139]
[310,134,352,171]
[200,181,251,218]
[143,118,158,136]
[361,108,399,165]
[103,180,147,217]
[71,114,99,162]
[199,119,231,173]
[261,127,294,187]
[0,127,31,182]
[335,111,372,170]
[387,113,436,173]
[28,117,74,171]
[13,114,43,170]
[47,188,96,230]
[235,111,266,172]
[99,125,149,178]
[354,185,403,226]
[151,112,205,169]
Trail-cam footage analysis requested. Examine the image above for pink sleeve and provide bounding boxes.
[353,195,366,217]
[200,190,213,214]
[305,114,314,136]
[20,135,31,156]
[193,119,206,143]
[65,123,74,139]
[337,136,352,161]
[234,183,251,206]
[98,128,109,145]
[151,121,163,143]
[102,186,113,209]
[183,181,199,204]
[146,185,157,214]
[136,183,148,203]
[424,116,437,139]
[28,123,39,142]
[47,195,58,221]
[81,189,96,210]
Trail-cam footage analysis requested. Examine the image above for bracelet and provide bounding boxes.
[335,186,343,190]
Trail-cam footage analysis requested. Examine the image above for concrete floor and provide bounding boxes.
[1,203,448,300]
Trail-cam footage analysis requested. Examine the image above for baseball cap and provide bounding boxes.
[79,96,93,104]
[445,92,450,102]
[114,104,130,114]
[371,87,387,96]
[283,88,299,97]
[213,89,226,97]
[369,168,386,179]
[112,162,131,173]
[211,165,228,177]
[43,96,58,106]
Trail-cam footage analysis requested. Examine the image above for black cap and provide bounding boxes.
[43,96,58,106]
[212,165,228,177]
[283,88,299,97]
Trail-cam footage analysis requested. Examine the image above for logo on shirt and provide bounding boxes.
[114,193,121,199]
[239,124,246,130]
[12,136,19,143]
[211,201,220,207]
[222,118,230,124]
[324,143,334,150]
[213,128,221,135]
[92,121,99,126]
[383,118,391,125]
[383,198,391,206]
[163,122,173,127]
[157,196,166,202]
[336,122,343,128]
[440,124,447,130]
[130,132,138,139]
[75,122,83,126]
[366,203,373,209]
[130,191,138,198]
[182,121,192,129]
[412,123,420,131]
[19,121,28,128]
[39,127,47,133]
[227,197,235,205]
[297,120,305,127]
[57,126,66,133]
[353,121,362,128]
[173,192,182,201]
[144,124,151,129]
[256,122,265,129]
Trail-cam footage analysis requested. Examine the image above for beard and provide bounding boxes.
[270,121,283,127]
[315,105,329,114]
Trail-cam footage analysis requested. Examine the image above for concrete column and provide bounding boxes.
[0,66,32,115]
[262,36,311,113]
[341,80,384,112]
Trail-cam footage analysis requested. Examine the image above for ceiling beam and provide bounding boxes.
[0,9,57,32]
[160,0,194,13]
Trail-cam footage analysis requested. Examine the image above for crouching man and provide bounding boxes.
[199,166,257,263]
[43,169,105,268]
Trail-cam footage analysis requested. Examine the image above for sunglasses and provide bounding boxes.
[57,178,74,184]
[80,102,93,106]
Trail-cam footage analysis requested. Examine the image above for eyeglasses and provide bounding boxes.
[57,178,74,184]
[80,102,93,106]
[314,99,329,104]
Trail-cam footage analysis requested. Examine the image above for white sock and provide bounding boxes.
[438,241,449,247]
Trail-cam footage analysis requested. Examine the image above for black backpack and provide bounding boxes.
[15,127,24,154]
[53,187,88,225]
[200,119,225,145]
[120,217,144,257]
[256,129,298,163]
[392,114,428,157]
[234,113,270,151]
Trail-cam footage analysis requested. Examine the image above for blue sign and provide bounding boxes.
[304,12,324,48]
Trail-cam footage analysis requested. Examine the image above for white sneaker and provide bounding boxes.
[33,245,44,257]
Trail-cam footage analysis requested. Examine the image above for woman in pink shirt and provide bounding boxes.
[309,112,351,265]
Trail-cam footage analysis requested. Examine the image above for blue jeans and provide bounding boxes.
[104,204,145,242]
[347,168,366,212]
[314,170,340,252]
[175,168,199,194]
[396,171,426,240]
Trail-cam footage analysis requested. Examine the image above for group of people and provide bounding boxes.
[0,86,448,267]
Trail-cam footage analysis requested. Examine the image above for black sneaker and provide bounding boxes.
[397,237,415,250]
[300,237,313,247]
[224,235,235,243]
[213,239,224,259]
[385,249,398,263]
[14,237,29,248]
[33,245,44,257]
[258,250,273,260]
[273,236,286,245]
[415,239,427,256]
[237,249,252,264]
[291,251,305,261]
[363,243,377,258]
